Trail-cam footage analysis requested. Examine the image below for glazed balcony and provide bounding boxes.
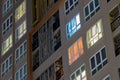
[111,16,120,32]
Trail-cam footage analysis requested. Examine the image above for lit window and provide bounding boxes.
[66,14,81,38]
[65,0,78,14]
[103,75,110,80]
[15,64,27,80]
[70,64,87,80]
[2,0,12,15]
[84,0,100,21]
[1,56,12,77]
[87,19,103,48]
[15,20,27,40]
[2,14,13,34]
[68,37,83,65]
[15,1,26,21]
[2,35,13,55]
[15,41,27,63]
[90,47,108,75]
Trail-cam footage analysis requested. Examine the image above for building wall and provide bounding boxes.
[0,0,120,80]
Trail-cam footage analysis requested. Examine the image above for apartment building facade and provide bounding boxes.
[0,0,120,80]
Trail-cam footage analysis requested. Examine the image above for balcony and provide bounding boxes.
[111,16,120,32]
[109,4,120,32]
[114,33,120,56]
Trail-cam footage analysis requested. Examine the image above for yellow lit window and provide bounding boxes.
[68,37,84,65]
[15,1,26,21]
[2,35,13,55]
[87,19,103,48]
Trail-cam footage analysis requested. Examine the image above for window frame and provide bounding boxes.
[2,14,13,35]
[15,20,27,41]
[66,13,81,39]
[15,0,26,22]
[15,63,27,80]
[84,0,100,21]
[1,55,12,77]
[70,64,87,80]
[87,19,103,48]
[15,40,27,63]
[68,37,84,65]
[103,75,110,80]
[2,0,13,15]
[89,46,108,75]
[2,34,13,55]
[64,0,78,14]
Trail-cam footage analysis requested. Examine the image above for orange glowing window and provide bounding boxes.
[68,37,84,65]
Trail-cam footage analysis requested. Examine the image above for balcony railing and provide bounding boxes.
[111,16,120,32]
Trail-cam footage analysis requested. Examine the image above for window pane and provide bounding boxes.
[91,57,96,69]
[89,1,94,12]
[65,1,69,10]
[85,6,89,16]
[20,68,23,78]
[101,48,106,60]
[70,0,73,6]
[16,72,19,80]
[24,64,27,75]
[76,14,80,25]
[94,0,99,7]
[10,16,12,24]
[9,56,12,66]
[71,74,76,80]
[96,52,101,64]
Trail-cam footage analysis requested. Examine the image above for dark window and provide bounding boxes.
[7,19,9,26]
[54,0,58,3]
[101,48,107,60]
[65,1,69,10]
[96,52,101,64]
[70,0,73,6]
[7,0,9,8]
[33,50,39,71]
[85,6,89,16]
[90,47,108,75]
[10,15,12,24]
[3,23,6,30]
[114,33,120,56]
[107,0,111,3]
[32,31,39,51]
[91,57,96,69]
[94,0,99,7]
[90,1,94,12]
[53,11,60,32]
[71,74,75,80]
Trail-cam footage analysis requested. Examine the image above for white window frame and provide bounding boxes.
[15,20,27,41]
[103,75,110,80]
[2,14,13,34]
[89,46,108,75]
[15,63,27,80]
[70,64,87,80]
[84,0,100,21]
[15,40,27,63]
[64,0,78,14]
[2,0,13,14]
[1,55,12,77]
